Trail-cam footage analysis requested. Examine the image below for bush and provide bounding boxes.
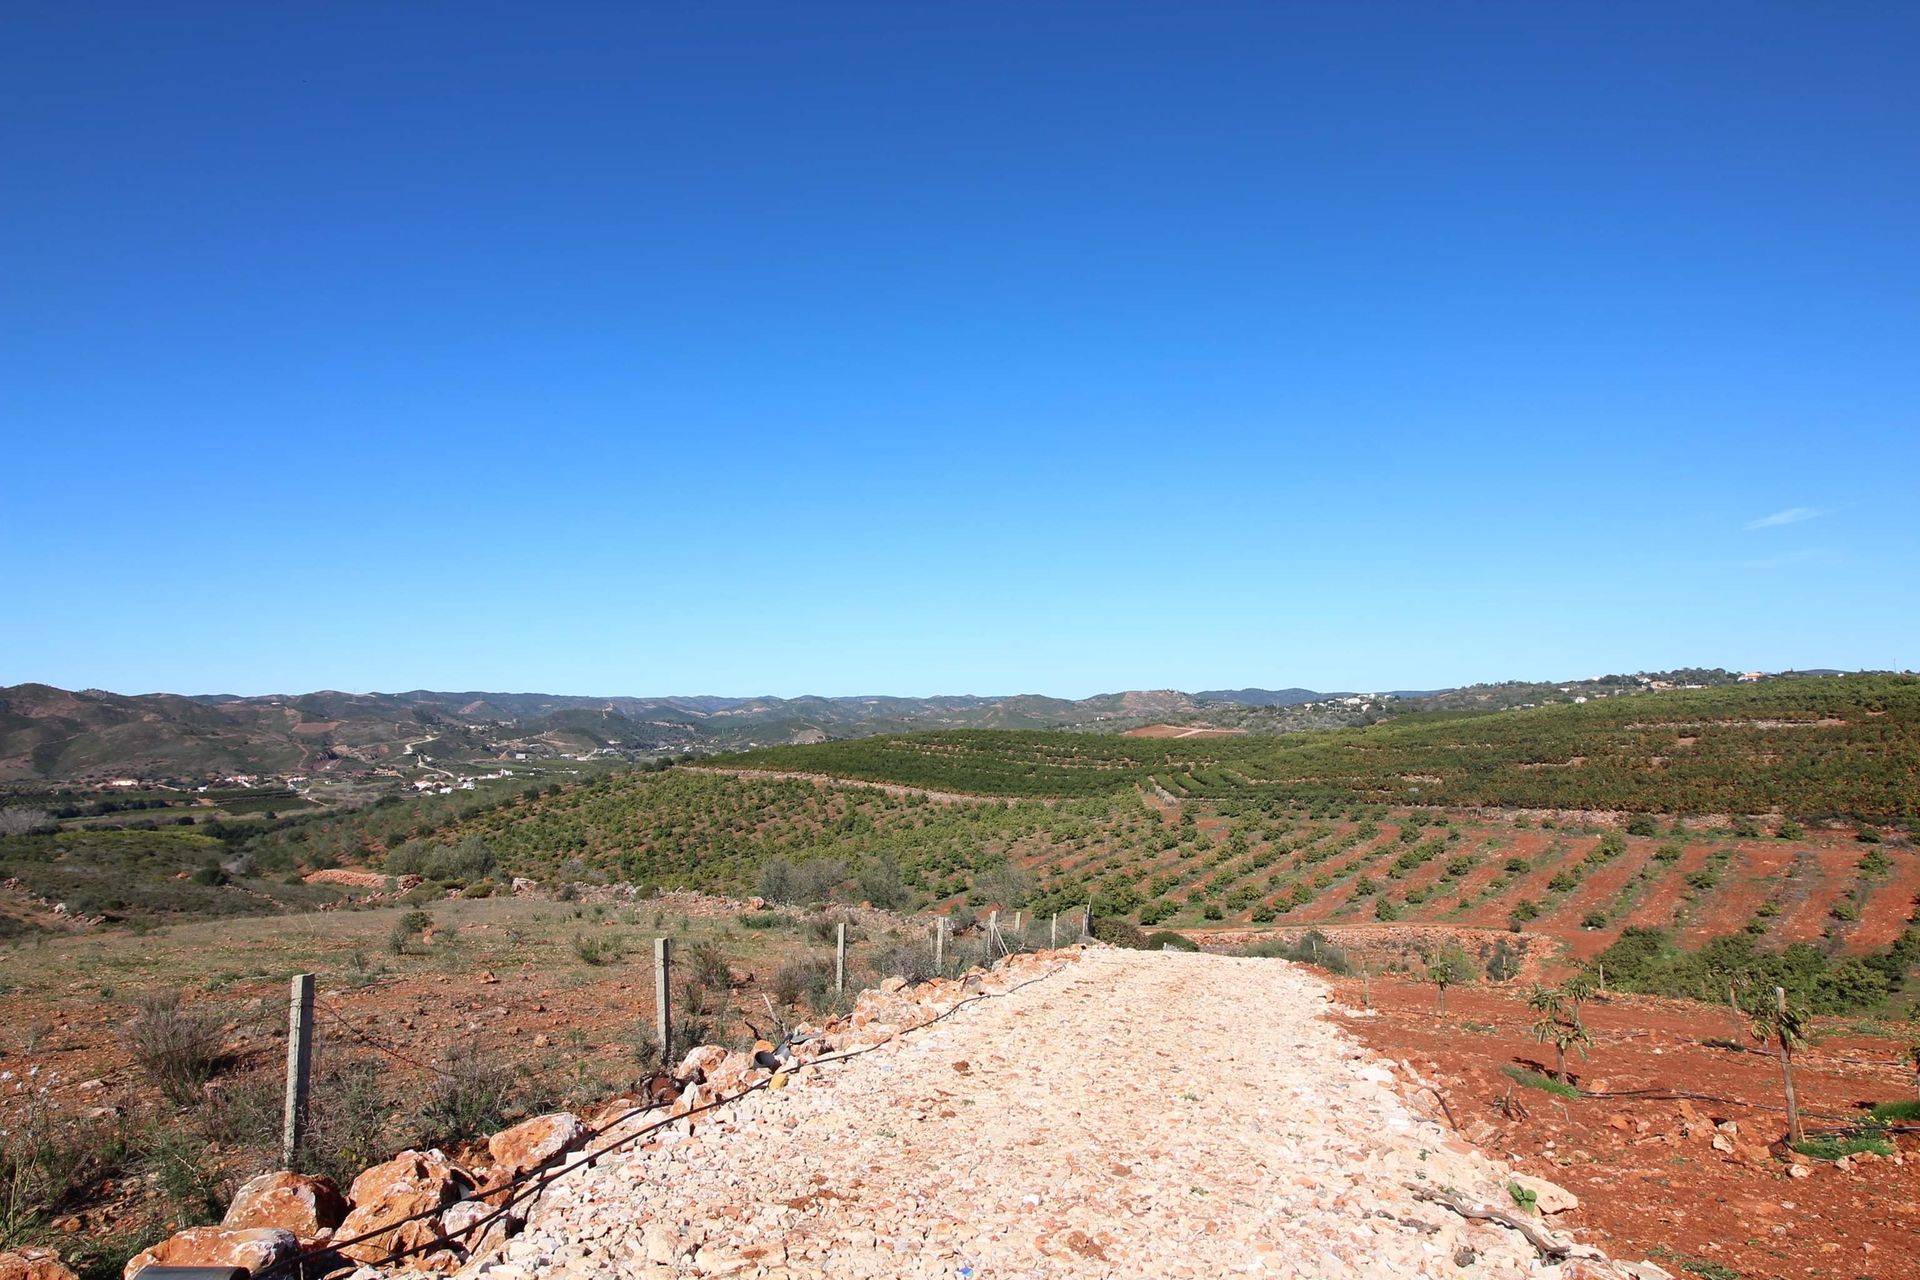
[294,1056,392,1189]
[1625,815,1659,837]
[687,940,733,989]
[416,1039,517,1145]
[1091,916,1147,948]
[874,939,940,983]
[571,933,620,965]
[740,911,788,929]
[1484,939,1523,983]
[770,957,835,1009]
[124,993,224,1106]
[855,857,912,911]
[1144,931,1198,952]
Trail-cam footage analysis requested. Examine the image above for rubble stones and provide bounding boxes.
[441,948,1626,1279]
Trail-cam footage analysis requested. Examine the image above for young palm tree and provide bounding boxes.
[1748,986,1810,1145]
[1527,984,1592,1082]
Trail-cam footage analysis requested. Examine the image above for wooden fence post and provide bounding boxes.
[654,938,672,1065]
[835,921,847,992]
[1050,912,1058,949]
[281,973,315,1169]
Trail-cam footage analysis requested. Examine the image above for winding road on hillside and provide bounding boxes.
[479,951,1616,1280]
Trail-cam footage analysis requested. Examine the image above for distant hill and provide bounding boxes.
[0,667,1873,785]
[1196,688,1331,707]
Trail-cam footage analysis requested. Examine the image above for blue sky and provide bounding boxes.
[3,3,1915,698]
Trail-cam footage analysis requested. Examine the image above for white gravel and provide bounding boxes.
[476,949,1610,1279]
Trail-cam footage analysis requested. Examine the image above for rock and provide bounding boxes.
[1507,1172,1579,1215]
[691,1244,750,1275]
[122,1227,299,1279]
[222,1170,348,1236]
[642,1221,681,1265]
[879,976,908,993]
[337,1150,467,1264]
[677,1045,728,1080]
[1624,1265,1676,1280]
[488,1113,588,1176]
[1787,1162,1812,1178]
[0,1248,79,1280]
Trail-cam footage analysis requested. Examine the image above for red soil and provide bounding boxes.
[1331,973,1920,1280]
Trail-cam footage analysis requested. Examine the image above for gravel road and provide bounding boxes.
[477,949,1605,1280]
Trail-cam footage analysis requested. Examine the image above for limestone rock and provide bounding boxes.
[677,1045,728,1080]
[0,1248,79,1280]
[337,1149,467,1264]
[222,1170,348,1236]
[488,1113,587,1176]
[123,1227,299,1279]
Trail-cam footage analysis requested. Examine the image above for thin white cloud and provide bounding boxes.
[1744,507,1819,531]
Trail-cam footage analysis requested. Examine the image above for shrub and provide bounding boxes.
[293,1056,391,1188]
[1484,939,1523,983]
[124,993,224,1106]
[687,940,733,989]
[855,857,912,911]
[874,939,940,983]
[1777,820,1805,840]
[1625,815,1659,837]
[571,933,619,966]
[1144,931,1199,952]
[416,1039,517,1145]
[740,911,787,929]
[770,957,835,1009]
[1091,916,1147,948]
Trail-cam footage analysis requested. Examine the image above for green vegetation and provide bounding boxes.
[1791,1133,1895,1160]
[720,675,1920,822]
[1590,926,1919,1016]
[1499,1064,1581,1099]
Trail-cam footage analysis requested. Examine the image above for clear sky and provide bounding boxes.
[3,3,1915,698]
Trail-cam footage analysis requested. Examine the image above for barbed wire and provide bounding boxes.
[311,999,460,1080]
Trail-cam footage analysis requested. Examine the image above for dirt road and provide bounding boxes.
[483,950,1612,1279]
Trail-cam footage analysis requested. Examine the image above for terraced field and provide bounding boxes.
[240,676,1920,1010]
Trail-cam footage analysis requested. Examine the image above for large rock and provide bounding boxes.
[0,1249,78,1280]
[222,1170,348,1236]
[337,1150,467,1264]
[486,1112,587,1176]
[123,1227,299,1279]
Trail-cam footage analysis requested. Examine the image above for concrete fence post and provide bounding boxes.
[654,937,672,1065]
[281,973,315,1168]
[835,921,847,992]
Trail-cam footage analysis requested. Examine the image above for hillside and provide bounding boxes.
[718,674,1920,821]
[0,667,1798,785]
